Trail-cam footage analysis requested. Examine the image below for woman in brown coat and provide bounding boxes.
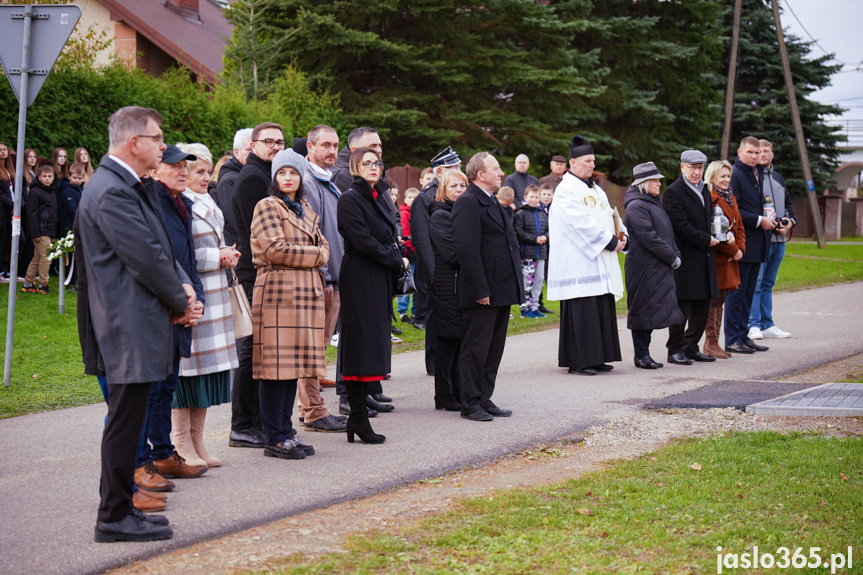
[251,149,329,460]
[703,160,745,359]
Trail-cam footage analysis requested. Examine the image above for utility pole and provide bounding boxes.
[770,0,827,248]
[720,0,742,161]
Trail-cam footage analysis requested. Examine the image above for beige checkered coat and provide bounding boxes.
[250,196,330,381]
[179,191,239,377]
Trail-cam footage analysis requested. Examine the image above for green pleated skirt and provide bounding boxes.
[172,370,231,409]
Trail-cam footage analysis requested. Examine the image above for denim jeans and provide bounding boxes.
[136,358,180,467]
[748,241,786,330]
[396,262,416,315]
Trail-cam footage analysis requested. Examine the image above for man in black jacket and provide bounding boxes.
[502,153,539,207]
[229,122,285,447]
[215,128,253,246]
[725,136,774,354]
[662,150,719,365]
[452,152,524,421]
[410,146,461,375]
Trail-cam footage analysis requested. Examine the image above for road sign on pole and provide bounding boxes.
[0,4,81,387]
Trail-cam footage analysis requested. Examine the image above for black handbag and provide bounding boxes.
[393,264,416,297]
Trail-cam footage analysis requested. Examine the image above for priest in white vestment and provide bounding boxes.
[547,135,627,375]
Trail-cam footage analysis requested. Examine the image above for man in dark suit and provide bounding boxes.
[725,136,774,354]
[452,152,524,421]
[77,106,199,542]
[662,150,719,365]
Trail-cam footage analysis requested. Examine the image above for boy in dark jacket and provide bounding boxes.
[513,185,549,318]
[58,163,85,237]
[22,164,58,294]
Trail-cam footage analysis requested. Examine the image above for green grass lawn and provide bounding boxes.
[255,431,862,574]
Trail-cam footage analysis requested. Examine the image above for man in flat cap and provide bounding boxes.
[538,155,568,191]
[661,150,719,365]
[409,146,462,375]
[547,135,626,376]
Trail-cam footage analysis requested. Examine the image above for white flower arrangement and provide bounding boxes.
[47,231,75,261]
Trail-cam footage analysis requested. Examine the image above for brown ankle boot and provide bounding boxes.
[189,407,221,467]
[704,306,731,359]
[171,408,207,467]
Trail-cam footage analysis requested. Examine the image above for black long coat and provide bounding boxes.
[731,157,768,264]
[338,176,405,376]
[623,187,684,331]
[662,175,719,301]
[429,199,462,339]
[410,178,438,282]
[451,183,524,309]
[232,152,271,285]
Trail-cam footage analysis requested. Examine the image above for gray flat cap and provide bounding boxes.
[680,149,707,164]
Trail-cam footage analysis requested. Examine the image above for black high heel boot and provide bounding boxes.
[346,381,386,444]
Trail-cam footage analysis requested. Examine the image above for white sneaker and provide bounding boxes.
[761,326,791,338]
[748,327,763,340]
[391,334,402,344]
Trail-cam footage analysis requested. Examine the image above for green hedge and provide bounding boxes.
[0,63,343,161]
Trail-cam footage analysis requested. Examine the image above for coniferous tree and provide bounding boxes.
[224,0,604,165]
[723,0,844,195]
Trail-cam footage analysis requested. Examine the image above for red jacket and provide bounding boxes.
[400,202,414,252]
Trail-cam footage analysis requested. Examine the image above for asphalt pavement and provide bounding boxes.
[1,282,861,575]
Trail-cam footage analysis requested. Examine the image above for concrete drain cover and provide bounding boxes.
[746,382,863,417]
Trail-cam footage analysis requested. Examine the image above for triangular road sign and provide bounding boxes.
[0,4,81,107]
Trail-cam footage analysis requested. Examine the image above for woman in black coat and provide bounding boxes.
[623,162,684,369]
[337,147,407,444]
[428,169,468,412]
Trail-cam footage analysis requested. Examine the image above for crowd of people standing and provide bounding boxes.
[5,104,798,544]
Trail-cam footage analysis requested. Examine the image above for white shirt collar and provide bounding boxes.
[108,154,142,182]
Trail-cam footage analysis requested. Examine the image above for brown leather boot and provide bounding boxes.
[171,408,207,468]
[133,490,167,513]
[189,407,221,467]
[137,488,167,501]
[134,460,175,492]
[704,306,731,359]
[154,452,208,479]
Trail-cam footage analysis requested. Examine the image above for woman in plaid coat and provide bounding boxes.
[174,143,240,468]
[251,149,330,460]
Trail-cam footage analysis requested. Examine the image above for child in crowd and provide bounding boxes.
[51,147,68,182]
[22,164,58,294]
[514,184,549,318]
[397,187,420,321]
[540,183,554,213]
[57,164,85,289]
[497,186,516,224]
[73,147,95,183]
[419,167,434,189]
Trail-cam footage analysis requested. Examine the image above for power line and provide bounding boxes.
[781,0,854,66]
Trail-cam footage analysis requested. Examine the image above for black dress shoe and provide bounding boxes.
[568,367,596,375]
[391,326,403,336]
[332,414,347,422]
[592,364,614,372]
[371,392,392,403]
[435,397,462,411]
[367,396,395,412]
[685,351,716,362]
[304,414,347,432]
[667,352,693,365]
[538,305,554,314]
[229,428,265,448]
[725,340,755,354]
[634,356,663,369]
[94,513,173,543]
[482,403,512,417]
[131,506,169,526]
[741,337,769,352]
[339,400,377,417]
[461,408,493,421]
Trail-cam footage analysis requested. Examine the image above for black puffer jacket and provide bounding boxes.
[513,203,548,260]
[623,186,684,331]
[25,181,58,239]
[428,199,462,339]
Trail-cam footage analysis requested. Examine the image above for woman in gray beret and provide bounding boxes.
[623,162,684,369]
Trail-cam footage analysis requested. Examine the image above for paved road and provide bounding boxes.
[1,282,861,575]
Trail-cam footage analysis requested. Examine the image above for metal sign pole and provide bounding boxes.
[3,4,33,387]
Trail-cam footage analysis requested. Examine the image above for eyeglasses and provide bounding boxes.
[361,161,384,168]
[256,139,286,148]
[136,134,164,143]
[683,164,704,171]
